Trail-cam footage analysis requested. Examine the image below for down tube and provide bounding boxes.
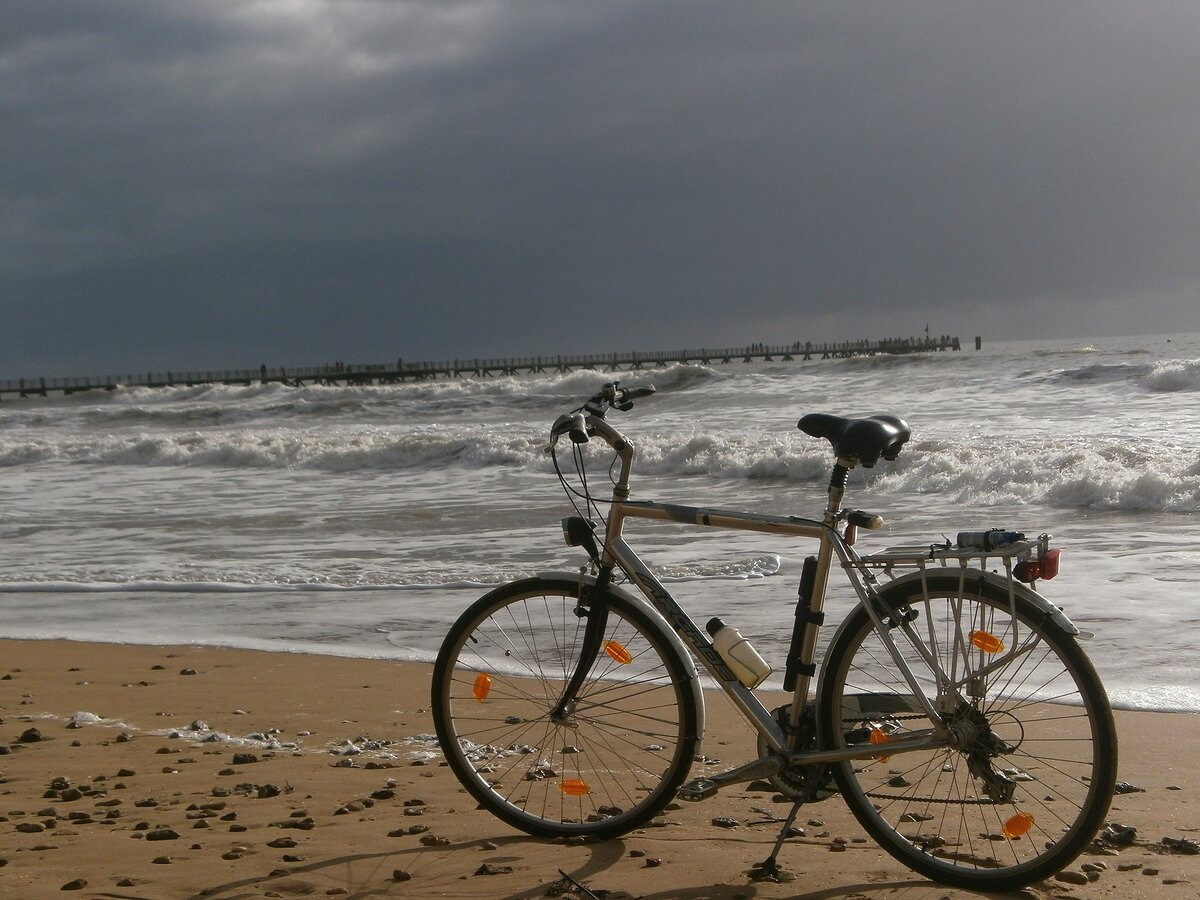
[608,536,786,751]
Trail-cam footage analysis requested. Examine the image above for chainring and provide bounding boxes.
[756,703,838,802]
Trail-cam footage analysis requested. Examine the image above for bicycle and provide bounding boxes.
[431,382,1116,891]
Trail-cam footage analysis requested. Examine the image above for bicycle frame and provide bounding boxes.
[581,415,952,777]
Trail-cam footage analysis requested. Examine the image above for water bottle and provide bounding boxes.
[956,529,1025,550]
[706,617,772,689]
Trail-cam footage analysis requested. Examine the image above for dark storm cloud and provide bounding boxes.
[4,1,1199,376]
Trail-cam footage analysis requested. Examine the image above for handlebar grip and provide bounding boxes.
[623,385,656,400]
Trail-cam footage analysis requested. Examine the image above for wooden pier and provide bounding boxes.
[0,335,960,400]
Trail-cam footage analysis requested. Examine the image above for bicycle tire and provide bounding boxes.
[431,575,701,839]
[818,574,1116,891]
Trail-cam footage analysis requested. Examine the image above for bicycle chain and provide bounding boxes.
[843,714,1007,806]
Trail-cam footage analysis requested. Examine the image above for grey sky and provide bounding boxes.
[4,1,1200,377]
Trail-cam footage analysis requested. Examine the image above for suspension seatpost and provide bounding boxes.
[825,460,852,521]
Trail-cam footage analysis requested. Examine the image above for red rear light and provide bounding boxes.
[1039,547,1060,580]
[1014,548,1060,583]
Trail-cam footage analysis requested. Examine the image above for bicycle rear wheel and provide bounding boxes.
[431,576,701,839]
[818,574,1116,892]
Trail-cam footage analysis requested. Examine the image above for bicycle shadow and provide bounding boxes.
[175,831,1041,900]
[175,834,621,900]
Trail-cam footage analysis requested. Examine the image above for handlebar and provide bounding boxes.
[550,381,656,445]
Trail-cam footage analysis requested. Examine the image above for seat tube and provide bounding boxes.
[787,459,852,730]
[788,529,836,729]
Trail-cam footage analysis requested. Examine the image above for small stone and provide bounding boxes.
[151,856,171,864]
[1142,867,1160,876]
[475,862,513,875]
[644,857,662,868]
[1102,823,1137,845]
[1055,870,1088,885]
[711,816,739,829]
[16,821,46,833]
[179,668,198,676]
[829,843,847,852]
[60,878,87,890]
[392,870,411,882]
[231,753,258,766]
[268,837,298,848]
[1162,836,1200,854]
[18,728,43,743]
[1113,781,1145,794]
[146,828,181,841]
[116,768,135,777]
[629,849,645,858]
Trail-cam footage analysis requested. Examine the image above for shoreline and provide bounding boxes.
[2,638,1198,898]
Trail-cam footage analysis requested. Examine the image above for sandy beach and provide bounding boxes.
[1,639,1197,899]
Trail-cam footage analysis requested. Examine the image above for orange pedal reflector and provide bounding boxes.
[1003,811,1035,839]
[559,779,590,796]
[970,630,1005,653]
[472,673,492,702]
[604,640,632,664]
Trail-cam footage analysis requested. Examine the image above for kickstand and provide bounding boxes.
[752,798,804,880]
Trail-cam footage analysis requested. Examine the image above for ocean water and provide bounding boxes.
[2,332,1198,712]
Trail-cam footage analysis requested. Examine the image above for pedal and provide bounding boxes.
[677,777,719,802]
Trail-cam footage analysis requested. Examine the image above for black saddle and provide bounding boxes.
[798,413,911,467]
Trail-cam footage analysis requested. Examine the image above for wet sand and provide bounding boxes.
[1,639,1197,899]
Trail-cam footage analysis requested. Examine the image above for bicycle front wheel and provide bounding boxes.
[818,574,1116,892]
[431,576,701,839]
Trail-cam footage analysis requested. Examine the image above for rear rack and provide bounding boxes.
[853,534,1061,591]
[857,533,1051,570]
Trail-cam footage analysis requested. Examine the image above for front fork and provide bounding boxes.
[549,569,612,723]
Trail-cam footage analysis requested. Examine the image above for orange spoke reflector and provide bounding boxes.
[472,673,492,702]
[604,640,633,664]
[970,630,1005,654]
[559,779,590,796]
[1003,811,1035,839]
[870,728,891,761]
